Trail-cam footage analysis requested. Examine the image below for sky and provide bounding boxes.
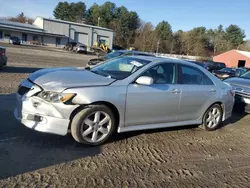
[0,0,249,38]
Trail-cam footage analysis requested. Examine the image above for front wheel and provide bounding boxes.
[71,105,116,145]
[201,104,223,131]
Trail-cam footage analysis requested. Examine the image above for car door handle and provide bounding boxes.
[171,89,180,94]
[210,88,216,93]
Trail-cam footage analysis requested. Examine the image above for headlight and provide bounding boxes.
[37,91,76,103]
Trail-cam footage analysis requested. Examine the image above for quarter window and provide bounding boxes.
[180,65,213,85]
[141,63,177,84]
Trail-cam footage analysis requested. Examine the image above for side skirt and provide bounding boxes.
[117,120,202,133]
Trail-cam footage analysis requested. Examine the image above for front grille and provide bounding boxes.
[18,86,30,95]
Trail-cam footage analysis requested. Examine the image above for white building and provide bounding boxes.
[0,17,114,49]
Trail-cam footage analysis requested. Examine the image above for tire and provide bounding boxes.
[200,104,223,131]
[71,105,116,145]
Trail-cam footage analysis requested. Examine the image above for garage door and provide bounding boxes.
[75,33,88,45]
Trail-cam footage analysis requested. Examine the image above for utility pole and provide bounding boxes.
[156,41,160,54]
[97,17,100,27]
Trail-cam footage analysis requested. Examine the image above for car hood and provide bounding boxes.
[224,77,250,89]
[29,67,115,92]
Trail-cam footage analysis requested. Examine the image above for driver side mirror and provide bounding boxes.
[135,76,153,85]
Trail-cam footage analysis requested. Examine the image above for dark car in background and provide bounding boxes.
[235,67,248,77]
[9,36,21,45]
[204,61,226,72]
[0,46,7,68]
[214,68,248,80]
[186,60,210,71]
[213,68,236,79]
[225,71,250,113]
[87,50,155,67]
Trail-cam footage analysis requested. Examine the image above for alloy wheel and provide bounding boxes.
[205,107,221,128]
[81,111,111,143]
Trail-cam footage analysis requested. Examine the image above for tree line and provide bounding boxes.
[8,1,250,56]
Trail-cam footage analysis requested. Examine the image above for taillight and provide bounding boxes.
[0,51,5,56]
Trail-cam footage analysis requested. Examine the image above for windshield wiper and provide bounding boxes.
[90,69,114,79]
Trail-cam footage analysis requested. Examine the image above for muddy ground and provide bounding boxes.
[0,43,250,187]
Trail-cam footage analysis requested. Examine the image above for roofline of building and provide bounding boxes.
[0,25,65,37]
[37,16,114,32]
[0,21,43,31]
[214,49,250,59]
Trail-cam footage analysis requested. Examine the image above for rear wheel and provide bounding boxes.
[201,104,223,131]
[71,105,116,145]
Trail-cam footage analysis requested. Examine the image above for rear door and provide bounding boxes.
[125,63,181,126]
[177,64,216,121]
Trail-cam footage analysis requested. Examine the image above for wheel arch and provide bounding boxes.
[202,101,224,123]
[69,101,120,130]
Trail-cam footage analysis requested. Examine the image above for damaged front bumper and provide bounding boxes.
[14,79,78,136]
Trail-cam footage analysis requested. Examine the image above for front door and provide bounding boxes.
[177,64,216,121]
[125,63,181,126]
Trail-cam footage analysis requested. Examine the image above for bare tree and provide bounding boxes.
[8,12,34,24]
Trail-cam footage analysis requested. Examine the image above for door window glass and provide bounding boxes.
[180,65,213,85]
[141,63,177,84]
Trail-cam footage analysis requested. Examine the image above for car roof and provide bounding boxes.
[0,46,6,49]
[128,56,200,66]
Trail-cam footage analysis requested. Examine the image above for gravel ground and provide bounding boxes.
[1,44,250,187]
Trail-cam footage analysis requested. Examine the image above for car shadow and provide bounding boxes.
[110,125,198,143]
[112,109,248,143]
[1,66,41,74]
[0,93,101,180]
[220,106,248,128]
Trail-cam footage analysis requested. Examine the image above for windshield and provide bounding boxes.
[104,51,124,60]
[240,71,250,79]
[91,56,150,80]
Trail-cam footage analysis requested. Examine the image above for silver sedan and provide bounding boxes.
[15,56,235,145]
